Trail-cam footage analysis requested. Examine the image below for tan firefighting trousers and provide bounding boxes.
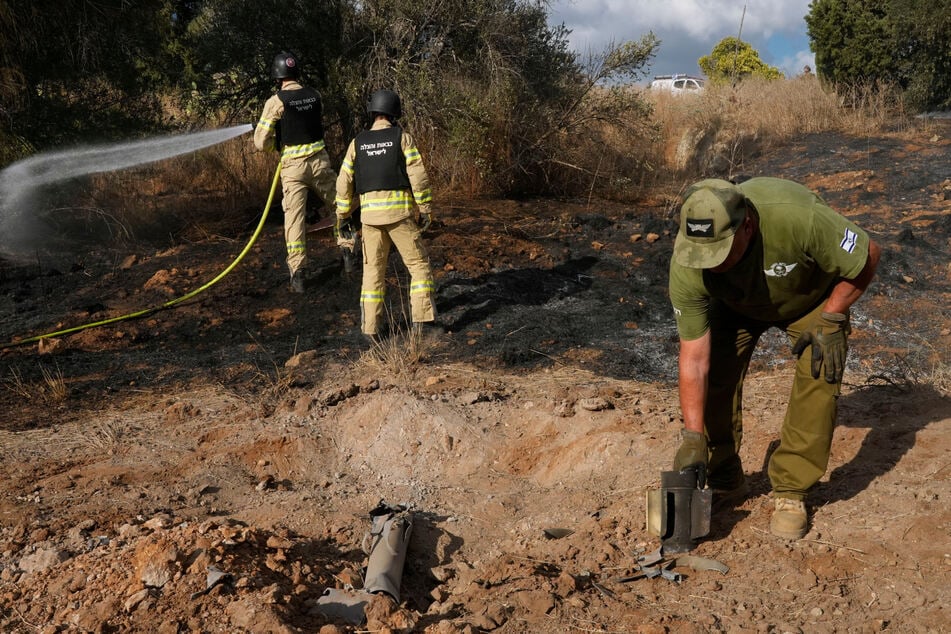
[704,301,843,500]
[360,218,435,335]
[281,151,336,275]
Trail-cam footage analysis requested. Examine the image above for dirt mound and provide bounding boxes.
[1,121,949,632]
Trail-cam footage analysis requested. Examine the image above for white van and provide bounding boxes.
[650,75,705,95]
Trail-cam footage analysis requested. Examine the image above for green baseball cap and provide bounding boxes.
[673,179,748,269]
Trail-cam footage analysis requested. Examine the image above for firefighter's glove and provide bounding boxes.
[418,211,433,233]
[673,430,708,472]
[792,311,850,383]
[335,218,356,251]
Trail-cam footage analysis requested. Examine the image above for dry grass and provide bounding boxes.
[78,419,124,453]
[4,367,31,400]
[649,76,904,143]
[40,364,69,402]
[862,343,951,398]
[65,76,911,239]
[929,363,951,398]
[247,332,298,398]
[356,299,441,382]
[420,75,911,200]
[643,76,907,181]
[63,130,276,248]
[359,327,436,378]
[4,364,70,404]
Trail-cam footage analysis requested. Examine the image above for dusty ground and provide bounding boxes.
[0,119,949,633]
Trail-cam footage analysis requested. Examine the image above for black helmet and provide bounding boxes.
[271,51,300,81]
[366,89,402,119]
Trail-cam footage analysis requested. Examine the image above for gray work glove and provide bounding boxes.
[673,429,708,472]
[418,210,433,232]
[792,311,850,383]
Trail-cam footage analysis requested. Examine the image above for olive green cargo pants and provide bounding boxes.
[705,300,844,500]
[281,151,337,275]
[360,217,436,336]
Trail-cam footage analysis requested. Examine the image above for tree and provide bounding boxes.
[698,37,783,83]
[2,0,189,151]
[805,0,893,82]
[886,0,951,111]
[179,0,350,125]
[0,1,25,161]
[806,0,951,111]
[340,0,658,194]
[0,0,661,197]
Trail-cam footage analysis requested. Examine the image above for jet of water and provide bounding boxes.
[0,124,252,259]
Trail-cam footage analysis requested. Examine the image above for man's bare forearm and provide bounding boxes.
[679,331,711,433]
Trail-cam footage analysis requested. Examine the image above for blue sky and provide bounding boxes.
[547,0,816,82]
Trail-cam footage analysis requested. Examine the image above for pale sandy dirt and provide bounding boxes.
[0,121,948,633]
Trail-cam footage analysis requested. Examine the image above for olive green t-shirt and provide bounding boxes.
[669,177,870,341]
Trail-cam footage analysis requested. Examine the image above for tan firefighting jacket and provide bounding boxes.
[253,81,326,160]
[335,119,433,227]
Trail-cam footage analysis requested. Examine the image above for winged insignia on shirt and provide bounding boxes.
[764,262,797,277]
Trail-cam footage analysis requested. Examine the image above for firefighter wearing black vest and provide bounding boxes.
[254,51,337,293]
[335,89,436,339]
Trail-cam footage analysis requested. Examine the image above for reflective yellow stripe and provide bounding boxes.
[341,159,354,174]
[359,191,415,214]
[257,118,277,130]
[415,189,433,205]
[404,147,421,160]
[336,198,352,212]
[286,241,305,253]
[361,200,413,213]
[410,280,434,294]
[361,290,385,303]
[281,140,326,159]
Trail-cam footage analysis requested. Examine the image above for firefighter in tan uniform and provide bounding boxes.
[335,89,436,338]
[253,51,337,293]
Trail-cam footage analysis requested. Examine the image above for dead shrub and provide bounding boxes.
[80,420,124,453]
[75,133,275,246]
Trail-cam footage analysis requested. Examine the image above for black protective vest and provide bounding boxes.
[353,126,411,194]
[277,87,324,147]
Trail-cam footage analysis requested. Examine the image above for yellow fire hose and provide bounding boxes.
[1,163,282,349]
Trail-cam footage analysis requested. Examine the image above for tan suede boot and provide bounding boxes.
[770,497,808,540]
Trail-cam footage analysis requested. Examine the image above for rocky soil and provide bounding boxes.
[0,119,948,633]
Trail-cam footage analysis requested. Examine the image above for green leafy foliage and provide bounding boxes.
[698,37,783,83]
[179,0,349,125]
[806,0,951,111]
[805,1,893,82]
[886,0,951,111]
[1,0,189,150]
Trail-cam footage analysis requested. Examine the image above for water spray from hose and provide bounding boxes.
[0,124,252,258]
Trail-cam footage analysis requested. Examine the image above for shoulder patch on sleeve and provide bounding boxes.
[839,228,857,254]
